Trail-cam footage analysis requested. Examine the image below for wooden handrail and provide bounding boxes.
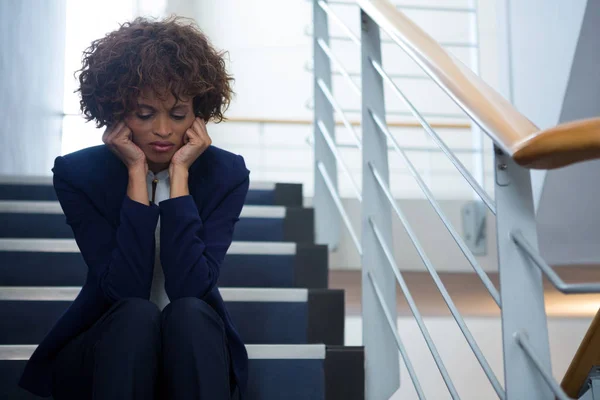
[356,0,600,169]
[225,116,470,130]
[561,307,600,397]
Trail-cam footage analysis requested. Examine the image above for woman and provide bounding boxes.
[19,17,249,400]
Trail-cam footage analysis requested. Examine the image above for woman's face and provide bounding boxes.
[125,89,196,172]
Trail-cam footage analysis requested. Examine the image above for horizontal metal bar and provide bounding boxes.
[316,79,363,150]
[0,287,310,302]
[309,0,478,14]
[396,4,477,14]
[514,332,572,400]
[317,161,362,255]
[305,61,431,80]
[305,98,468,120]
[305,24,478,48]
[369,164,506,399]
[512,230,600,294]
[308,134,483,154]
[317,120,363,201]
[366,270,426,399]
[316,0,360,46]
[0,238,297,256]
[317,38,361,97]
[0,344,327,360]
[370,59,496,215]
[369,218,457,398]
[370,111,501,307]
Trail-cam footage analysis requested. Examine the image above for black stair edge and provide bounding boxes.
[274,183,303,207]
[294,244,328,289]
[0,184,57,201]
[283,207,314,244]
[325,346,365,400]
[308,289,344,346]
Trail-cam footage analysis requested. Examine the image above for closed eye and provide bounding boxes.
[136,114,153,121]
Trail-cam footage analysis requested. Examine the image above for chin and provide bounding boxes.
[145,153,173,168]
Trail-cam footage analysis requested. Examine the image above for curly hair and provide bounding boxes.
[76,16,233,128]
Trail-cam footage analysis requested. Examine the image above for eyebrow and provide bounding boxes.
[137,103,190,112]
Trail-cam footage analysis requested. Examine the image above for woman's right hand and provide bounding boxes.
[102,122,147,174]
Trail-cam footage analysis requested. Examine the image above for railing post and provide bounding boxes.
[361,10,400,400]
[495,148,553,399]
[313,0,340,250]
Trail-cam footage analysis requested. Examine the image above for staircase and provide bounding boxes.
[0,176,364,399]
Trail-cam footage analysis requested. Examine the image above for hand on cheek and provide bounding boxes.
[170,117,212,174]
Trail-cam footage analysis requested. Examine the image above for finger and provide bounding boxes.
[102,122,120,143]
[193,119,210,143]
[183,128,193,144]
[112,123,132,145]
[106,122,124,144]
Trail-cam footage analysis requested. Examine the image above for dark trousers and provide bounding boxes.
[51,297,235,400]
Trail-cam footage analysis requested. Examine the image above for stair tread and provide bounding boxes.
[0,344,327,360]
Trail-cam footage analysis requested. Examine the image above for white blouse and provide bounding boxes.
[147,169,171,310]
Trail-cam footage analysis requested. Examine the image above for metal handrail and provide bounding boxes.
[369,162,506,399]
[317,161,362,254]
[514,332,572,400]
[368,218,459,398]
[309,137,484,154]
[311,0,478,14]
[304,25,479,48]
[370,110,501,307]
[316,120,363,201]
[367,269,427,399]
[305,97,467,119]
[396,4,476,14]
[370,58,497,215]
[316,0,360,46]
[512,230,600,294]
[316,39,361,96]
[316,79,363,151]
[305,60,431,80]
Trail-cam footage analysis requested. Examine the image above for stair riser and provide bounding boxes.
[0,212,314,243]
[0,293,344,345]
[0,358,326,400]
[0,246,328,289]
[0,182,303,207]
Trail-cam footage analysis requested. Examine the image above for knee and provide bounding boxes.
[162,297,223,332]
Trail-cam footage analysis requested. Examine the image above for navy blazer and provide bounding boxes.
[19,144,250,397]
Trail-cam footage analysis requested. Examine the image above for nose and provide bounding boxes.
[153,115,172,138]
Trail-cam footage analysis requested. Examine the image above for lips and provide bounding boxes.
[149,142,174,153]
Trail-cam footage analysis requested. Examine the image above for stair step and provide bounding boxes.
[0,177,303,207]
[0,201,314,243]
[0,239,328,288]
[0,287,344,345]
[1,344,352,400]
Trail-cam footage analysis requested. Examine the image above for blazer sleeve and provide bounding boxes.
[53,156,160,302]
[158,156,250,300]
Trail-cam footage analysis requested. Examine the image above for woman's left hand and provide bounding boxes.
[170,117,212,175]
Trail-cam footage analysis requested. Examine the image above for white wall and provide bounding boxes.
[496,0,588,214]
[0,0,66,175]
[345,316,591,399]
[535,0,600,267]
